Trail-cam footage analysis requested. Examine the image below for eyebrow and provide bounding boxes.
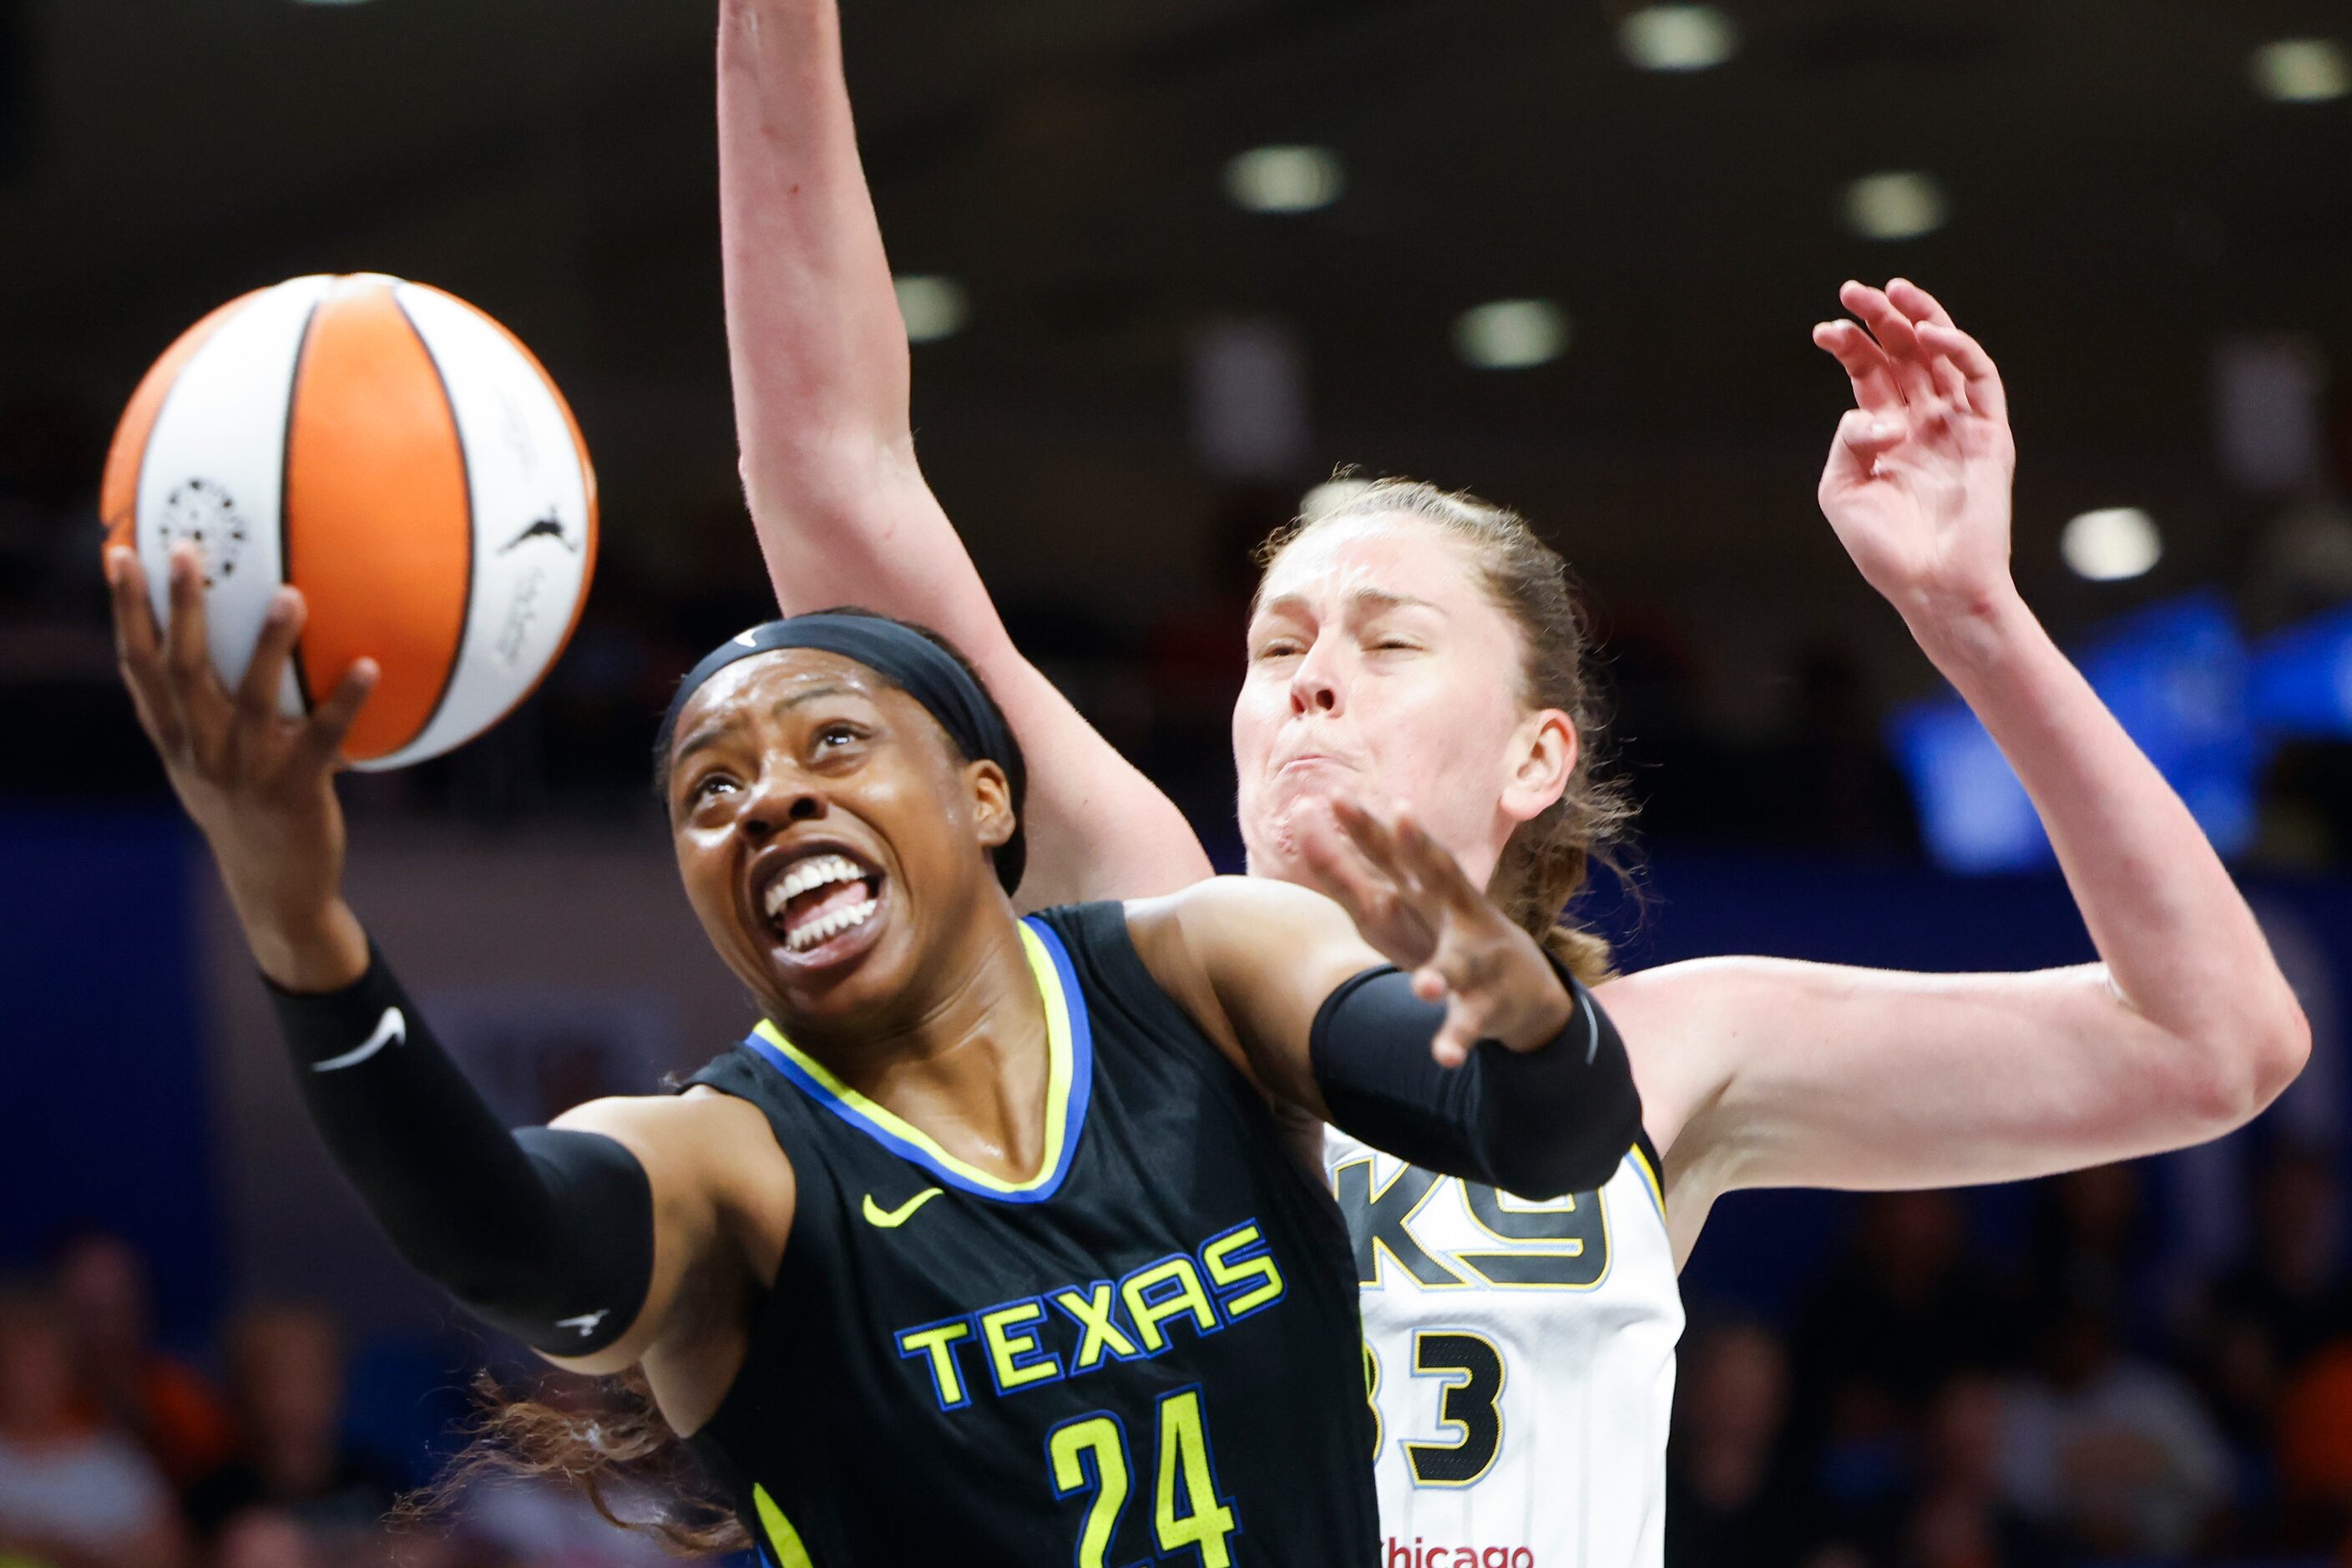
[670,683,862,768]
[1257,587,1444,620]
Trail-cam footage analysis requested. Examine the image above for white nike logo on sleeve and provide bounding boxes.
[311,1007,407,1073]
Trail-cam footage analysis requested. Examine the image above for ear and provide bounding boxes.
[964,759,1017,852]
[1499,708,1577,827]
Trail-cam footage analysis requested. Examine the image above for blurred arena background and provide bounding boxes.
[5,1,2352,1565]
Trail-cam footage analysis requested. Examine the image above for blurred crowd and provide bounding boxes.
[0,1233,673,1568]
[8,1145,2352,1568]
[1667,1145,2352,1568]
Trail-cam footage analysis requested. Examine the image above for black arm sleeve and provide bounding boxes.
[1308,959,1641,1200]
[267,944,654,1355]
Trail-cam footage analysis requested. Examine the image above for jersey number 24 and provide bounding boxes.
[1048,1384,1237,1567]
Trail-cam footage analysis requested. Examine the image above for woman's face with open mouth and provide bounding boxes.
[665,648,1011,1028]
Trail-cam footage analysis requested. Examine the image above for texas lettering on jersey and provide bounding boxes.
[891,1219,1287,1411]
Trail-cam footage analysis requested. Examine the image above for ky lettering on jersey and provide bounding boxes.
[1332,1161,1611,1291]
[891,1220,1287,1411]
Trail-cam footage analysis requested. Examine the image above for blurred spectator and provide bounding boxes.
[1665,1320,1820,1568]
[207,1510,317,1568]
[1997,1295,2230,1556]
[2026,1164,2166,1351]
[185,1306,398,1547]
[0,1287,187,1568]
[51,1232,235,1489]
[2210,1144,2349,1369]
[1901,1375,2056,1568]
[1790,1194,2021,1538]
[2277,1338,2352,1550]
[1792,1191,2021,1431]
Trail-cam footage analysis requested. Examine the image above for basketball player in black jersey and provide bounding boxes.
[104,543,1641,1567]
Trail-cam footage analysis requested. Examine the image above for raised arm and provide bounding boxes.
[1625,282,2310,1258]
[717,0,1209,908]
[104,545,774,1396]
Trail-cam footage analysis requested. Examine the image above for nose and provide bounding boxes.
[739,770,826,841]
[1288,635,1344,718]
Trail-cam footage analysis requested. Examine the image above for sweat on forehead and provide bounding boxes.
[669,652,918,756]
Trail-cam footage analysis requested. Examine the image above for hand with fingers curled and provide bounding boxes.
[1811,277,2021,636]
[1292,792,1572,1068]
[108,541,377,994]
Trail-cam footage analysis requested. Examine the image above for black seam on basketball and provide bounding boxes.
[280,290,327,717]
[449,295,592,747]
[389,284,473,758]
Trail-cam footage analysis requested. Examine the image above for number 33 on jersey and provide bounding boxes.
[1325,1130,1685,1568]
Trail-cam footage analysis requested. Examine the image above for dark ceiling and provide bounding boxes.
[5,0,2349,721]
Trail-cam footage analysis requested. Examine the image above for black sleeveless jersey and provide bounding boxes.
[681,902,1378,1568]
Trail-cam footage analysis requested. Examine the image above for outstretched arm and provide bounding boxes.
[1130,797,1641,1197]
[105,546,771,1381]
[1628,282,2309,1257]
[718,0,1210,908]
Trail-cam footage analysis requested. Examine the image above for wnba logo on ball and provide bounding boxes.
[101,273,599,770]
[154,477,250,587]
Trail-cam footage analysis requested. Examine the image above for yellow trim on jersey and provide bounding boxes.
[752,1482,816,1568]
[1628,1141,1667,1222]
[751,922,1075,1195]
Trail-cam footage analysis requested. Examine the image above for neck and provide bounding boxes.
[781,909,1055,1184]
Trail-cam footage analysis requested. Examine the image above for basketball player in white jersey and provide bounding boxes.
[708,3,2310,1562]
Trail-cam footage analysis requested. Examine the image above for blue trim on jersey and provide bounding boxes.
[740,915,1095,1203]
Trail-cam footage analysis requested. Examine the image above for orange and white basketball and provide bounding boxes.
[100,274,599,770]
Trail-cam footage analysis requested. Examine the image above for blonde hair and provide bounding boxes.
[1257,475,1632,984]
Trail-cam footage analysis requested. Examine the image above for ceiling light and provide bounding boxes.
[1453,300,1571,369]
[1223,146,1345,214]
[2251,39,2349,104]
[1619,5,1737,72]
[1844,171,1948,241]
[893,276,969,344]
[2061,508,2162,582]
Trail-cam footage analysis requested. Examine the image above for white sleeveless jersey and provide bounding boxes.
[1325,1127,1683,1568]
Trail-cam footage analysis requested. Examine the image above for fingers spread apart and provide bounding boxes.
[297,659,379,774]
[1823,279,2009,429]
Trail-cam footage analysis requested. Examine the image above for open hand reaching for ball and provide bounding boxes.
[109,542,376,990]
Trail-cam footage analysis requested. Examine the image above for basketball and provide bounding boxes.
[99,273,598,770]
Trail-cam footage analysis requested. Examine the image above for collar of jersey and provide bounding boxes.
[742,916,1093,1202]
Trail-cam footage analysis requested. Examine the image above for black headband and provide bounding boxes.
[659,614,1027,895]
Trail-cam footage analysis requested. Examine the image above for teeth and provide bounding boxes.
[785,898,878,952]
[764,853,865,918]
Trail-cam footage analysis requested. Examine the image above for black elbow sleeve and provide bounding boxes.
[1308,961,1641,1200]
[269,946,654,1354]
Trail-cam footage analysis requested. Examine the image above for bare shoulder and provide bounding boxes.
[1144,874,1347,942]
[1590,956,1772,1162]
[1125,876,1350,984]
[555,1090,795,1260]
[1120,882,1249,1055]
